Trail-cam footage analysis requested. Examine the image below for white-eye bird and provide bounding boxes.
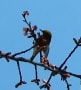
[30,30,52,61]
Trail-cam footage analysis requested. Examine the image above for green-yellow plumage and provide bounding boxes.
[30,30,52,61]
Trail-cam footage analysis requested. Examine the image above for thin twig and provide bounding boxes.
[40,72,53,90]
[17,61,22,82]
[15,61,27,88]
[65,79,71,90]
[31,64,40,85]
[24,17,31,30]
[59,44,78,69]
[40,51,42,63]
[35,64,38,80]
[12,45,35,57]
[68,72,81,79]
[46,72,53,85]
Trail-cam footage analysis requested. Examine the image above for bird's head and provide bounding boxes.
[40,29,52,44]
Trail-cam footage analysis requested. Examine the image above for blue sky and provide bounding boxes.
[0,0,81,90]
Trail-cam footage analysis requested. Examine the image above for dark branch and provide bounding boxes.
[65,79,71,90]
[59,37,81,69]
[0,52,81,80]
[17,61,22,81]
[59,45,78,69]
[15,61,27,88]
[12,45,35,57]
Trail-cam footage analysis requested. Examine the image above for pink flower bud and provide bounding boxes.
[42,79,47,83]
[22,11,29,18]
[32,25,37,31]
[23,27,29,36]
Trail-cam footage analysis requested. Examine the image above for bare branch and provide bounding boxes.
[12,45,35,57]
[0,52,81,79]
[59,37,81,69]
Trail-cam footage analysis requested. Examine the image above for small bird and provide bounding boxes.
[30,30,52,61]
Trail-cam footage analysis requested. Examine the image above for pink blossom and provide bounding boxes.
[32,25,37,31]
[23,27,29,36]
[22,11,29,18]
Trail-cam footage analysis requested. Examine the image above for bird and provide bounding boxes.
[30,30,52,61]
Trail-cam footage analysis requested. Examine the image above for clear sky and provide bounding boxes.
[0,0,81,90]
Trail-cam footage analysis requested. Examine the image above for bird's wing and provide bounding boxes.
[43,45,50,58]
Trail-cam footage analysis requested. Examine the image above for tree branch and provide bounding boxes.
[59,44,78,69]
[12,45,35,57]
[0,52,81,79]
[59,37,81,69]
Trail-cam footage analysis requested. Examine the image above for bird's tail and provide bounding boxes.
[30,46,38,61]
[43,46,49,58]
